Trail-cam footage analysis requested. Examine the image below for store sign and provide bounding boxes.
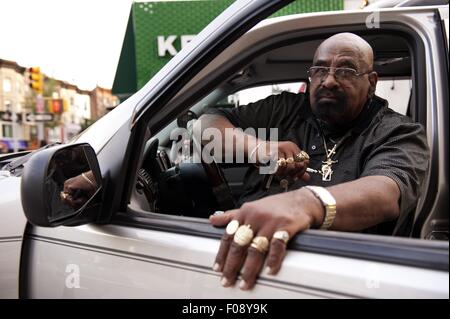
[25,113,54,122]
[132,0,235,89]
[113,0,344,96]
[157,35,196,57]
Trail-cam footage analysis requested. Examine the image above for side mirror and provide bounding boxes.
[21,143,103,227]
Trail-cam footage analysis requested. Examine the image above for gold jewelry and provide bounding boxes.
[304,186,337,229]
[81,172,96,188]
[309,131,351,182]
[277,158,287,167]
[60,191,68,200]
[226,220,240,235]
[285,157,294,164]
[295,150,310,162]
[233,225,254,246]
[272,230,289,244]
[300,150,310,160]
[295,153,304,162]
[250,236,269,253]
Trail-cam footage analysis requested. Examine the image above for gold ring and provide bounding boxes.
[294,153,305,162]
[286,157,294,164]
[277,158,287,167]
[273,230,290,244]
[60,191,68,200]
[295,150,310,162]
[226,219,239,236]
[301,150,310,160]
[294,154,304,162]
[250,236,269,253]
[233,225,254,246]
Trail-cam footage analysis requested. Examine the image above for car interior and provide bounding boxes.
[128,14,443,239]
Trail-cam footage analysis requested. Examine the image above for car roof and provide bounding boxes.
[365,0,448,9]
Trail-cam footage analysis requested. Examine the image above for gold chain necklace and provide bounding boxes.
[308,131,351,181]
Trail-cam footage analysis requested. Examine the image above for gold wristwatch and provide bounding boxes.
[304,186,337,230]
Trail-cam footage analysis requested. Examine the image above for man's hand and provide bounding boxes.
[61,171,97,209]
[209,188,323,290]
[209,176,401,291]
[256,140,310,181]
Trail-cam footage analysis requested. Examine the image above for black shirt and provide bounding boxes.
[207,92,429,236]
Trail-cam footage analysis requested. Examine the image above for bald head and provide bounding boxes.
[314,33,374,70]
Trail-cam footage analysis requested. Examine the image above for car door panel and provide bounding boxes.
[21,222,448,299]
[0,176,27,298]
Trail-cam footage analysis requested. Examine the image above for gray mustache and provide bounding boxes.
[315,88,346,101]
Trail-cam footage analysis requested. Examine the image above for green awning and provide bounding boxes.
[112,0,343,102]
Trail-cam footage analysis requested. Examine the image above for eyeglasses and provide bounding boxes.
[308,66,372,82]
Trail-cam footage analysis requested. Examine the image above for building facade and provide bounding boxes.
[1,59,118,152]
[0,59,31,152]
[90,86,119,120]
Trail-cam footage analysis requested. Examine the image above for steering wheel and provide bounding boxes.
[138,133,235,217]
[191,135,235,211]
[175,110,235,211]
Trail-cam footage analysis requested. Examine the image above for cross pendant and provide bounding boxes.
[321,159,338,181]
[326,145,337,158]
[321,164,333,181]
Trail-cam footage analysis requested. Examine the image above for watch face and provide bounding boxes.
[306,186,336,205]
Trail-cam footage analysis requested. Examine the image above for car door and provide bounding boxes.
[0,168,27,299]
[19,1,449,299]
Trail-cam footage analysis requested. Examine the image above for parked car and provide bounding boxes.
[0,0,448,298]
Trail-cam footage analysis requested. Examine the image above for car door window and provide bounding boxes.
[122,1,445,247]
[228,82,307,106]
[375,78,411,115]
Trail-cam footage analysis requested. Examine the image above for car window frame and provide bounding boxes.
[111,8,447,269]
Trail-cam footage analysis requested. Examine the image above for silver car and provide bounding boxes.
[1,0,448,298]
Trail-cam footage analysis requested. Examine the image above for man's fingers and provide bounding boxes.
[239,231,271,290]
[63,182,72,193]
[209,209,238,227]
[221,241,248,287]
[293,161,308,179]
[265,238,288,275]
[239,247,266,290]
[211,211,241,273]
[285,161,304,178]
[275,151,288,176]
[301,172,311,182]
[213,234,233,273]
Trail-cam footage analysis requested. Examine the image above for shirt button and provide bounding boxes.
[311,145,317,150]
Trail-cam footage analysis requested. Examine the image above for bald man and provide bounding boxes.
[196,33,429,290]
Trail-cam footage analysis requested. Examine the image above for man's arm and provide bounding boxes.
[194,114,260,160]
[209,175,400,290]
[194,114,309,178]
[325,175,400,230]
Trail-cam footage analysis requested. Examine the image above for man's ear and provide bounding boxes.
[368,71,378,98]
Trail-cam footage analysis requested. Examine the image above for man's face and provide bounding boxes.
[309,42,375,128]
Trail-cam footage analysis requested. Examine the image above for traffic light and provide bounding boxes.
[28,67,43,94]
[52,99,63,114]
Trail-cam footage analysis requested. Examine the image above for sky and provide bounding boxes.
[0,0,368,91]
[0,0,135,90]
